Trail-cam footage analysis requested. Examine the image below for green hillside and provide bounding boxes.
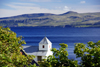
[0,11,100,27]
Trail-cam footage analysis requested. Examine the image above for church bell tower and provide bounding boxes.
[39,37,52,51]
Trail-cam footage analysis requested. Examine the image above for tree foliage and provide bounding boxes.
[74,40,100,67]
[0,26,37,67]
[39,43,79,67]
[1,26,100,67]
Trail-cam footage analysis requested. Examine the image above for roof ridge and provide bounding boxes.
[39,37,52,44]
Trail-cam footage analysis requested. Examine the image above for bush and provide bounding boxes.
[74,40,100,67]
[39,43,79,67]
[0,26,37,67]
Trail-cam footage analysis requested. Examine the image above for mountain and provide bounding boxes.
[60,11,78,15]
[0,11,100,27]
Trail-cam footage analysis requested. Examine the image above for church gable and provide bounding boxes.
[39,37,52,51]
[39,37,52,44]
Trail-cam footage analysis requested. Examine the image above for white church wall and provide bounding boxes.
[47,43,52,51]
[42,56,47,60]
[39,43,52,51]
[39,44,48,50]
[46,51,53,57]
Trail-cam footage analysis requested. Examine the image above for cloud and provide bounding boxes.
[20,0,62,2]
[12,2,36,6]
[63,6,70,11]
[80,1,86,4]
[0,8,65,18]
[6,3,37,9]
[54,6,70,12]
[20,0,51,2]
[0,3,66,18]
[1,2,100,18]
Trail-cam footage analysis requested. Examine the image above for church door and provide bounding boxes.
[37,56,42,61]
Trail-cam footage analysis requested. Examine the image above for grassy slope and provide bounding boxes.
[0,11,100,27]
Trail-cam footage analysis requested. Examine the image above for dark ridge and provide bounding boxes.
[68,16,80,19]
[19,13,55,17]
[60,11,78,15]
[94,21,100,25]
[0,13,55,19]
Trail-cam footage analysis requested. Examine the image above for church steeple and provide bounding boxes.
[39,37,52,44]
[39,37,52,51]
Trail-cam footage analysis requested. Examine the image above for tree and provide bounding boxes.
[39,43,79,67]
[0,26,37,67]
[74,40,100,67]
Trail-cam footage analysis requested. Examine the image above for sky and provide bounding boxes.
[0,0,100,18]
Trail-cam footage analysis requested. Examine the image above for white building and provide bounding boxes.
[23,37,53,61]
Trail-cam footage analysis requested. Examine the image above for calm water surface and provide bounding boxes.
[10,27,100,62]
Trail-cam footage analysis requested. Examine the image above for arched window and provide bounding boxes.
[43,45,44,48]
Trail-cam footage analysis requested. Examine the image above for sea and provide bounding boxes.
[10,27,100,63]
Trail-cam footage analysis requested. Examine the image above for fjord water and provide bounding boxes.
[11,27,100,62]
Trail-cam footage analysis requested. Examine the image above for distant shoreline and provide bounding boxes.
[5,25,100,28]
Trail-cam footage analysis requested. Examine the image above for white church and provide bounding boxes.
[23,37,53,61]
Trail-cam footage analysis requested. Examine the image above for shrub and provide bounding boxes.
[0,26,37,67]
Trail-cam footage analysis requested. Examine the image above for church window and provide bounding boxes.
[43,45,44,48]
[37,56,42,61]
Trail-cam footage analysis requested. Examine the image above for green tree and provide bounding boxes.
[0,26,37,67]
[39,43,79,67]
[74,40,100,67]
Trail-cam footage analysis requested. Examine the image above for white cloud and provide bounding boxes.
[0,3,67,18]
[20,0,51,2]
[0,8,66,18]
[20,0,62,2]
[0,2,100,18]
[63,6,70,11]
[55,6,70,11]
[12,2,36,6]
[80,1,86,4]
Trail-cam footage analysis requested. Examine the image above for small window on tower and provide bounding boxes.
[43,45,44,48]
